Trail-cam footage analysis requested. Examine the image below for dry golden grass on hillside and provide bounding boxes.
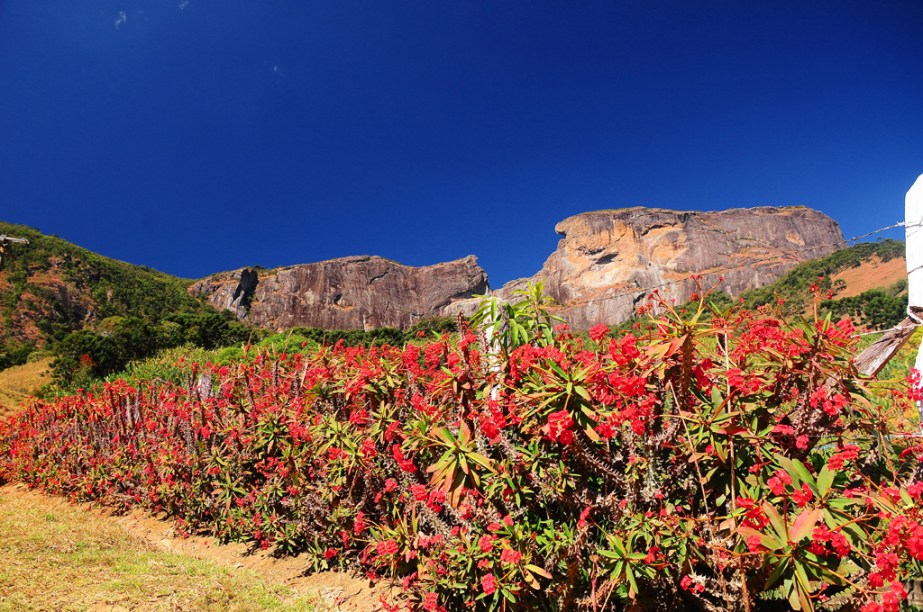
[831,255,907,298]
[0,358,51,419]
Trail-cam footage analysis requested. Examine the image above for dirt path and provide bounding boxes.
[0,484,398,611]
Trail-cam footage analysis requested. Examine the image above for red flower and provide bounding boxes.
[353,511,366,535]
[767,469,793,496]
[376,539,399,557]
[545,409,574,444]
[589,324,609,343]
[422,592,439,611]
[577,506,592,530]
[500,548,522,565]
[792,483,813,507]
[481,573,497,595]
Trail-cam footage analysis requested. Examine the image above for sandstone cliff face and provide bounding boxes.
[190,255,488,331]
[498,206,843,329]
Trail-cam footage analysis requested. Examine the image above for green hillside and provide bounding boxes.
[0,221,202,325]
[0,222,251,377]
[739,239,906,326]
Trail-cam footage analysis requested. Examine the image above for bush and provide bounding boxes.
[821,287,908,330]
[2,288,922,611]
[0,338,34,370]
[50,311,255,388]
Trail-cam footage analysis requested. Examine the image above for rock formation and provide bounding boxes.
[497,206,844,329]
[190,255,488,331]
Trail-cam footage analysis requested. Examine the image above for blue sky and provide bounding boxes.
[1,1,921,286]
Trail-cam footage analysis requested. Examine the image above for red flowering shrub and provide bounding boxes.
[1,283,921,611]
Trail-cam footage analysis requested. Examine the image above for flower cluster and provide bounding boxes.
[0,291,921,611]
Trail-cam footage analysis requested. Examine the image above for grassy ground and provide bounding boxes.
[0,358,50,419]
[0,485,318,611]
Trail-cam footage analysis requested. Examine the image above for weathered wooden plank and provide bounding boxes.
[854,315,918,377]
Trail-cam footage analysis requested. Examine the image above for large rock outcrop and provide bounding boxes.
[497,206,843,329]
[190,255,488,331]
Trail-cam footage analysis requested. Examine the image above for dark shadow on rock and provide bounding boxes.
[232,268,259,311]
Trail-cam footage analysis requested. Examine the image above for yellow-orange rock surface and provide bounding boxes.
[498,206,843,328]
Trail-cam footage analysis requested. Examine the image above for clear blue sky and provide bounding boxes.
[1,1,921,286]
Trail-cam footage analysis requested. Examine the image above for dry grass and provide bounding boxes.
[0,485,318,611]
[831,255,907,298]
[0,358,51,419]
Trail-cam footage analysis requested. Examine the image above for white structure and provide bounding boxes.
[906,175,923,387]
[908,175,923,310]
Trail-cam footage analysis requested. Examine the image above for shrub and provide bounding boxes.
[1,285,922,611]
[50,311,254,388]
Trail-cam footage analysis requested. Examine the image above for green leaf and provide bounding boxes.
[458,453,470,475]
[793,561,814,611]
[777,456,816,489]
[738,526,784,551]
[817,466,834,497]
[787,580,803,611]
[468,452,494,472]
[625,565,639,598]
[575,385,592,402]
[763,503,788,541]
[710,386,723,408]
[765,557,791,589]
[608,535,627,557]
[549,361,567,379]
[434,427,455,446]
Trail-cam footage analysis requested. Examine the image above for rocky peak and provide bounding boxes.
[498,206,843,328]
[190,255,488,331]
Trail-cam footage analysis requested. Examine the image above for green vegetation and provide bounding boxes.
[52,316,460,393]
[0,221,205,337]
[820,281,907,330]
[5,287,922,610]
[0,340,32,372]
[740,239,905,320]
[0,221,227,374]
[50,311,255,390]
[1,222,462,392]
